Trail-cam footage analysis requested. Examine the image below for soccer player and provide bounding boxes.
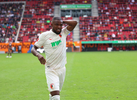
[6,41,12,58]
[31,17,77,100]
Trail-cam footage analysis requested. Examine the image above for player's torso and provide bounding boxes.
[43,32,66,54]
[9,44,12,49]
[43,31,66,68]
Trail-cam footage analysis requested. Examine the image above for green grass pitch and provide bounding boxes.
[0,51,137,100]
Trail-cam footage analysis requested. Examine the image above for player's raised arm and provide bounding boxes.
[63,20,77,31]
[31,45,46,65]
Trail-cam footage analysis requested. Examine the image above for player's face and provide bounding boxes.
[52,19,63,35]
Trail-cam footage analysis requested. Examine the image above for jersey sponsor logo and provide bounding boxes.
[51,40,62,47]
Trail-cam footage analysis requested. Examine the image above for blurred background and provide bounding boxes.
[0,0,137,53]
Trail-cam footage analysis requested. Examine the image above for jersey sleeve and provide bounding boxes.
[62,27,71,37]
[34,33,45,48]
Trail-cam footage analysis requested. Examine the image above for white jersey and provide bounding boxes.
[35,27,70,70]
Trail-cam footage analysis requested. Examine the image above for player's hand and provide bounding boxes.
[37,54,46,65]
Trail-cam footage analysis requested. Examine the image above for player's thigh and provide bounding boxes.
[59,67,66,90]
[46,70,60,92]
[59,67,66,83]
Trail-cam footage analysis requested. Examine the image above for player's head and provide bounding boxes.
[51,17,63,35]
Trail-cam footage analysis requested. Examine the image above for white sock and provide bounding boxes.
[51,95,60,100]
[49,94,52,100]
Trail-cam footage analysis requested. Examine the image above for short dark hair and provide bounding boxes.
[52,17,62,22]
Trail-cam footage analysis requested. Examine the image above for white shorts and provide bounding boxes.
[45,66,66,92]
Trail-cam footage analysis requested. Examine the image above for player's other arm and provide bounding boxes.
[63,20,77,31]
[31,45,46,65]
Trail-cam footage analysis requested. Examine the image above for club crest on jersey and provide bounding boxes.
[50,83,54,89]
[51,39,62,48]
[59,34,62,37]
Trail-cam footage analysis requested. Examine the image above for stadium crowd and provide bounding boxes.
[0,3,24,43]
[80,0,137,41]
[0,0,137,43]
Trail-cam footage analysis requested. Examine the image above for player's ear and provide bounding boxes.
[51,23,53,27]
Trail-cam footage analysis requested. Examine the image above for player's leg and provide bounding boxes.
[9,49,12,58]
[6,49,10,58]
[10,49,12,57]
[49,66,66,100]
[46,70,60,100]
[49,93,60,100]
[51,95,60,100]
[49,94,52,100]
[59,67,66,91]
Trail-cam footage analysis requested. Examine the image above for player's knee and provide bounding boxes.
[50,91,60,100]
[50,90,60,96]
[51,95,60,100]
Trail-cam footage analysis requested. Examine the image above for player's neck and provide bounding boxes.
[52,29,60,35]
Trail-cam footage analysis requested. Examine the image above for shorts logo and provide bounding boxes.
[50,83,54,89]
